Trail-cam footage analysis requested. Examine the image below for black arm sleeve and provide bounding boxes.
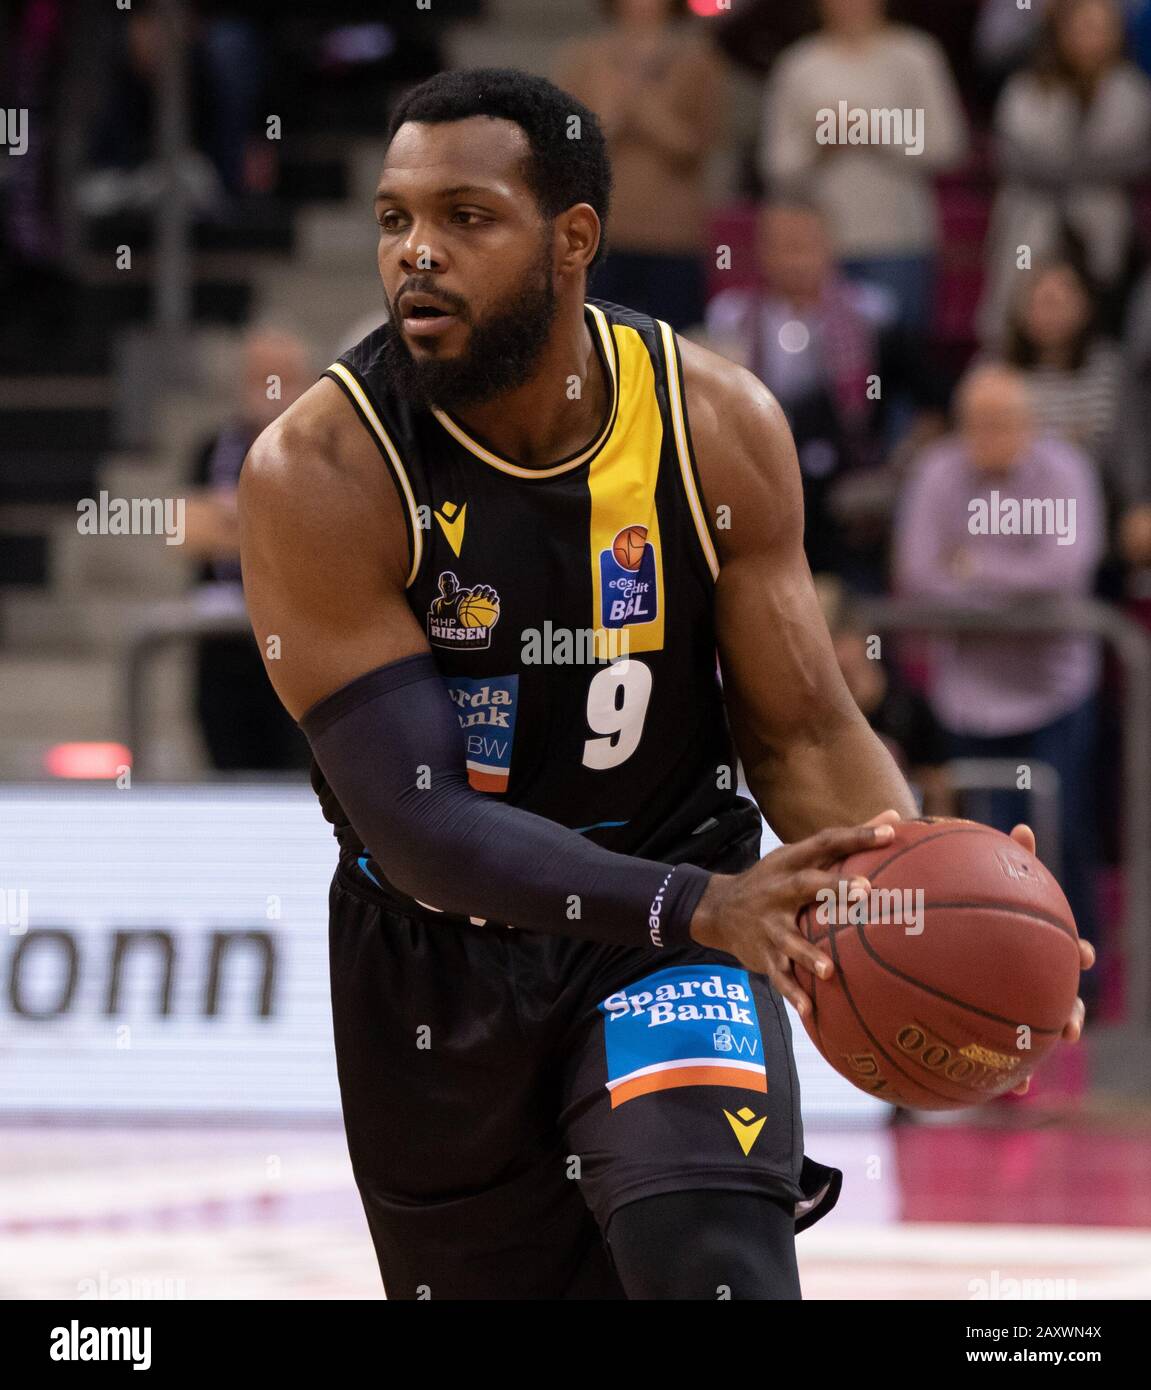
[299,653,713,949]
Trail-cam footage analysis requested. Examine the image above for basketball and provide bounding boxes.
[795,819,1081,1110]
[612,525,648,570]
[457,593,499,628]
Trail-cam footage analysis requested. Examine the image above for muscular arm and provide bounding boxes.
[680,340,919,840]
[239,377,426,713]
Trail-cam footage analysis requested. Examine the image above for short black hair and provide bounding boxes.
[384,68,612,268]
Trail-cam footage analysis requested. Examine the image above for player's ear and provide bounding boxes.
[556,203,601,275]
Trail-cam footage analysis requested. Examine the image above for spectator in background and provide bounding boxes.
[760,0,968,334]
[704,199,947,584]
[815,575,952,813]
[894,364,1105,942]
[79,5,272,217]
[980,0,1151,345]
[974,0,1054,88]
[183,326,314,772]
[555,0,728,331]
[1116,268,1151,567]
[1001,259,1121,462]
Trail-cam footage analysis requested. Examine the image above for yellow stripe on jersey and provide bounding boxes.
[657,319,720,581]
[587,323,666,657]
[326,360,423,587]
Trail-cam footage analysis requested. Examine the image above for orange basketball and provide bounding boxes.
[795,819,1081,1110]
[612,525,647,571]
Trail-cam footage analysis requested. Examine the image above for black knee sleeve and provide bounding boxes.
[604,1189,802,1301]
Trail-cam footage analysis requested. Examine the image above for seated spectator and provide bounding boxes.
[894,364,1105,942]
[760,0,968,334]
[980,0,1151,345]
[705,199,946,583]
[555,0,729,331]
[183,325,315,772]
[1001,258,1121,462]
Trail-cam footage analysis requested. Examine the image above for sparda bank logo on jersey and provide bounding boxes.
[427,570,501,649]
[599,965,767,1108]
[446,673,519,792]
[599,525,658,629]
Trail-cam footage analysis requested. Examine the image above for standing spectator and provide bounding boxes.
[182,326,315,772]
[1002,259,1121,461]
[555,0,728,331]
[1115,267,1151,567]
[980,0,1151,345]
[894,364,1105,941]
[760,0,968,333]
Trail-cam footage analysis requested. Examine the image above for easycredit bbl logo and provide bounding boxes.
[599,525,658,629]
[599,965,767,1108]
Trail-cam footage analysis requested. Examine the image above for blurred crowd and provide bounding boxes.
[560,0,1151,952]
[6,0,1151,955]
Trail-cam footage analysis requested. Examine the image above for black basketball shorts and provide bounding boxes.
[327,857,842,1299]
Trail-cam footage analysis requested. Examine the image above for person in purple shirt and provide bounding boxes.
[894,363,1104,944]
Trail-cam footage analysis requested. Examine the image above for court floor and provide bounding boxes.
[3,1122,1149,1300]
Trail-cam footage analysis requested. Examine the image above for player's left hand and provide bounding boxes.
[1006,823,1094,1095]
[870,814,1092,1097]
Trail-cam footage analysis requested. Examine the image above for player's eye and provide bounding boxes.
[377,210,405,232]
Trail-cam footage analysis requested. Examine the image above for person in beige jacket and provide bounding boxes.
[760,0,968,333]
[555,0,728,330]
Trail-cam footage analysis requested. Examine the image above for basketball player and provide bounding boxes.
[239,70,1091,1300]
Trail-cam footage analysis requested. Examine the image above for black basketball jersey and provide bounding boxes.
[314,299,761,912]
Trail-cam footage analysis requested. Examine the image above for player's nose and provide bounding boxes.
[395,227,449,275]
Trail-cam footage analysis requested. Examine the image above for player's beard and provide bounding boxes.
[378,249,558,411]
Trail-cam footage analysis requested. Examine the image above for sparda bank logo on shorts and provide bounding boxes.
[599,965,767,1108]
[428,570,501,649]
[599,525,658,629]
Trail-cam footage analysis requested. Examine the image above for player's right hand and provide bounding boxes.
[689,822,897,1017]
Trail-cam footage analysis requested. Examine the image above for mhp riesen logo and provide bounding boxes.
[599,964,766,1108]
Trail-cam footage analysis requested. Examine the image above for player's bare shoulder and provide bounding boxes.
[238,375,407,587]
[676,334,803,553]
